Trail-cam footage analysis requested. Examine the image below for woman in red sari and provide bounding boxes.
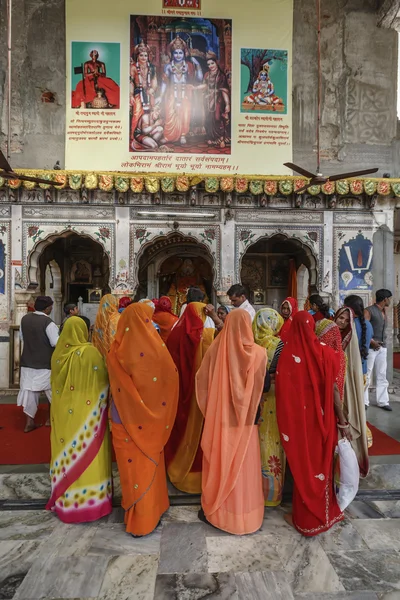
[279,296,298,342]
[165,301,214,493]
[276,311,348,537]
[152,296,179,343]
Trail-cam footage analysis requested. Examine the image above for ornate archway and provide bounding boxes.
[239,233,319,308]
[134,231,216,311]
[26,229,112,289]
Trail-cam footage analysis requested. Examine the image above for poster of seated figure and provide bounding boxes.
[65,0,293,174]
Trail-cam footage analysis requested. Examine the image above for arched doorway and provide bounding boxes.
[28,232,110,324]
[240,234,318,310]
[135,232,215,315]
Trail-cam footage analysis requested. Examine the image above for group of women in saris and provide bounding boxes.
[46,286,369,541]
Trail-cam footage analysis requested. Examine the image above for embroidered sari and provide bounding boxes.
[335,307,369,477]
[107,302,179,536]
[46,317,112,523]
[253,308,286,506]
[196,309,266,534]
[92,294,120,358]
[153,296,179,343]
[315,319,346,402]
[276,311,343,536]
[165,302,215,494]
[279,297,298,342]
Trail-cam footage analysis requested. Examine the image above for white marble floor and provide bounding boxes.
[0,503,399,599]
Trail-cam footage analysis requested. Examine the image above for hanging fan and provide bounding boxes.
[0,150,62,187]
[284,163,379,194]
[283,0,378,194]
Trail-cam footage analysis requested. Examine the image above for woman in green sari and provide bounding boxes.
[253,308,285,506]
[46,317,112,523]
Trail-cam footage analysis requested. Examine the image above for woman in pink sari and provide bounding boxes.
[195,309,266,535]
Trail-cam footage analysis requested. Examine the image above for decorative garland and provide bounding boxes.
[1,170,400,197]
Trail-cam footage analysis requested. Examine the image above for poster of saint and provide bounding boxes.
[240,48,288,114]
[130,16,232,154]
[162,0,201,8]
[71,41,121,109]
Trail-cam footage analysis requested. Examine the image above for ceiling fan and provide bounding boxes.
[284,162,379,195]
[0,150,62,187]
[283,0,378,195]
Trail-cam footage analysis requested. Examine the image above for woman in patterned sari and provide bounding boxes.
[165,301,215,494]
[253,308,286,506]
[335,307,369,477]
[46,317,112,523]
[107,302,179,536]
[315,318,346,403]
[92,294,120,358]
[276,311,347,536]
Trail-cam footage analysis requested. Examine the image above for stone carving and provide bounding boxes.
[345,79,394,144]
[23,206,114,219]
[334,213,374,224]
[237,211,323,223]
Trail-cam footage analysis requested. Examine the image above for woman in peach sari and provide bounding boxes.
[196,309,266,535]
[92,294,120,358]
[152,296,179,343]
[107,302,179,536]
[165,301,215,494]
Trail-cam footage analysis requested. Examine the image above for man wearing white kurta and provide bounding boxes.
[227,284,256,321]
[17,296,59,432]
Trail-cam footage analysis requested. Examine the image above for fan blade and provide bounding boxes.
[0,150,12,173]
[294,184,311,194]
[0,171,62,186]
[327,168,379,182]
[284,162,316,179]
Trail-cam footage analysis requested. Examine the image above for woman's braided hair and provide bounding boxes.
[344,294,368,360]
[309,294,331,319]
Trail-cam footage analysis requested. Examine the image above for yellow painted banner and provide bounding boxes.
[66,0,293,175]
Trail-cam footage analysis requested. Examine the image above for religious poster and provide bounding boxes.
[65,0,293,174]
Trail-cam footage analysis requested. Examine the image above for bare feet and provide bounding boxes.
[24,417,40,433]
[284,513,295,529]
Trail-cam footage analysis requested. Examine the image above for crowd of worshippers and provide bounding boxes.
[17,284,392,537]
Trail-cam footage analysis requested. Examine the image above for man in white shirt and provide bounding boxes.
[17,296,59,432]
[227,284,256,321]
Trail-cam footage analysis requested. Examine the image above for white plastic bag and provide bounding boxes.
[335,438,359,511]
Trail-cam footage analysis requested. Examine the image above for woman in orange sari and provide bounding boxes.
[152,296,179,343]
[107,302,179,536]
[92,294,120,358]
[165,301,215,494]
[195,309,266,535]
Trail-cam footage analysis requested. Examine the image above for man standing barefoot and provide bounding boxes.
[17,296,59,432]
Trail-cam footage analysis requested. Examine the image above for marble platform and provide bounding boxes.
[0,504,399,599]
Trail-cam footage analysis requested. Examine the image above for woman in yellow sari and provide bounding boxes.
[253,308,286,506]
[165,301,215,493]
[46,317,112,523]
[92,294,120,357]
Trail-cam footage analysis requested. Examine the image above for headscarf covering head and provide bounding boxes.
[334,306,354,351]
[92,294,120,357]
[154,296,173,314]
[253,308,284,364]
[35,296,53,312]
[279,296,299,342]
[139,298,155,311]
[118,296,132,310]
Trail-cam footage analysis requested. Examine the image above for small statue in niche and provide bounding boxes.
[71,260,92,283]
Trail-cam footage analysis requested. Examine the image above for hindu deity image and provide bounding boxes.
[130,41,159,150]
[159,36,203,146]
[198,51,231,149]
[165,257,210,315]
[243,64,284,110]
[129,16,232,154]
[72,49,120,109]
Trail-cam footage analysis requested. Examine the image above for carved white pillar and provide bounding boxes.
[220,214,235,292]
[53,293,63,326]
[147,263,156,299]
[14,291,35,326]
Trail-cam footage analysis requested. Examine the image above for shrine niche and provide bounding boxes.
[134,232,215,313]
[70,260,92,283]
[240,234,318,309]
